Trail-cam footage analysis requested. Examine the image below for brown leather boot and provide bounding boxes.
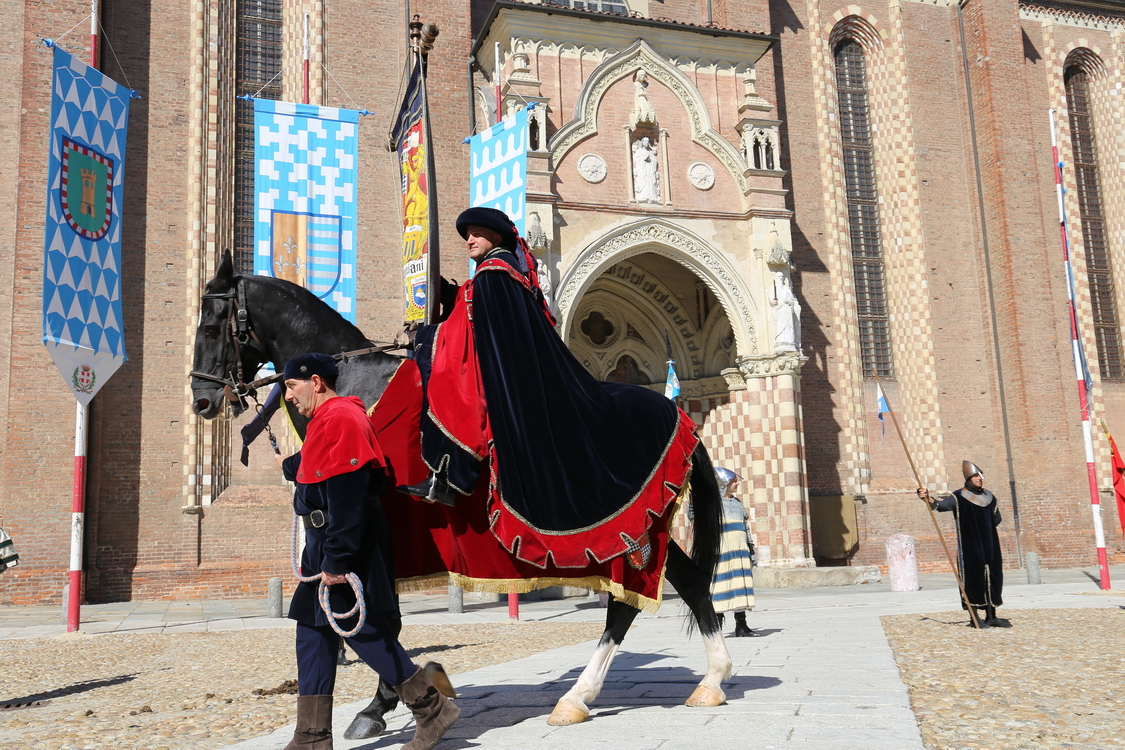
[394,666,461,750]
[283,694,333,750]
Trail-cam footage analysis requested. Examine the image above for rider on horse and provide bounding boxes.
[401,207,700,573]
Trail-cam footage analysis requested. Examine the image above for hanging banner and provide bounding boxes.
[391,62,432,323]
[253,99,358,322]
[468,106,529,237]
[42,46,131,405]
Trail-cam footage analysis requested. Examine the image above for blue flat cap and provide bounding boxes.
[282,352,338,381]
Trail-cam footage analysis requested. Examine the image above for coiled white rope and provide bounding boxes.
[292,514,366,638]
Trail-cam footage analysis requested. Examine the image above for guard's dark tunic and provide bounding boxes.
[284,396,397,628]
[935,487,1003,609]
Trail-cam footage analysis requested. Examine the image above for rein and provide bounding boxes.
[190,277,407,399]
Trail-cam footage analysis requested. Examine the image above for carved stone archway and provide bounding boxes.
[556,219,760,359]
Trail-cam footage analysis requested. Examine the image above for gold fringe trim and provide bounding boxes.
[395,572,664,614]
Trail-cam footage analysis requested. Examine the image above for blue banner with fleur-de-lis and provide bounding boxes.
[253,99,358,322]
[42,46,131,406]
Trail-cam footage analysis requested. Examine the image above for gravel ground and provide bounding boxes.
[883,607,1125,750]
[0,621,602,750]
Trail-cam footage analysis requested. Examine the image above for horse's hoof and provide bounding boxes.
[685,685,726,707]
[343,713,387,740]
[425,661,457,698]
[546,699,589,725]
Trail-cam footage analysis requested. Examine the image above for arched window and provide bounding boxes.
[834,39,892,379]
[1065,66,1122,380]
[234,0,283,275]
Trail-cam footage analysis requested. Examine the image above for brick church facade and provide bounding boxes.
[1,0,1123,605]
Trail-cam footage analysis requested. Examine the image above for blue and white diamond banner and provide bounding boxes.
[42,46,131,406]
[253,99,358,322]
[469,107,528,236]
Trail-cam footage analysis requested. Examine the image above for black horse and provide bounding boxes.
[191,251,732,736]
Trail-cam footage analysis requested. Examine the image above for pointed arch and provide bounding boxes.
[556,219,759,357]
[548,40,750,195]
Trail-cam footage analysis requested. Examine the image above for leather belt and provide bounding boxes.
[299,510,326,529]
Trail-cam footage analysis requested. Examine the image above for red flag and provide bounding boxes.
[1109,431,1125,538]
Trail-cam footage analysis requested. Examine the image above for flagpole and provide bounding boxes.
[89,0,98,69]
[302,14,310,105]
[67,0,100,634]
[873,374,980,628]
[1049,109,1111,590]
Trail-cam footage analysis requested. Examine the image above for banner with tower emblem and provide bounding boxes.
[42,46,131,406]
[468,106,529,237]
[253,99,358,322]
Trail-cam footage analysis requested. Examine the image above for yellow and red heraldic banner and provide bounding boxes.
[392,59,436,323]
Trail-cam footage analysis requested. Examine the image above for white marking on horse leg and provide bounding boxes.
[686,630,732,707]
[547,639,619,725]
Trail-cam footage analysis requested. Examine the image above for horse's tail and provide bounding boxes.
[687,441,723,582]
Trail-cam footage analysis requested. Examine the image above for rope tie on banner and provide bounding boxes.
[291,515,366,637]
[39,24,141,99]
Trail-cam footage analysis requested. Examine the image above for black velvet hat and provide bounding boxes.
[455,206,516,247]
[283,352,338,381]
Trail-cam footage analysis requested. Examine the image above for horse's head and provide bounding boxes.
[191,250,267,419]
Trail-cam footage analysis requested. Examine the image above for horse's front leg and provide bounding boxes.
[343,677,398,739]
[547,596,640,725]
[664,541,732,707]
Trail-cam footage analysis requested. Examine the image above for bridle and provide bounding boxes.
[189,276,408,406]
[190,278,272,403]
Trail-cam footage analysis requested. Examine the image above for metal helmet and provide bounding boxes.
[714,467,742,497]
[962,460,984,482]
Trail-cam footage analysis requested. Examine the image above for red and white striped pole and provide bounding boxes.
[302,14,310,105]
[494,42,502,123]
[67,0,100,633]
[68,403,88,632]
[89,0,98,68]
[1049,108,1111,590]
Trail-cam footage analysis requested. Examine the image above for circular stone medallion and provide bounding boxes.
[688,162,715,190]
[578,153,608,184]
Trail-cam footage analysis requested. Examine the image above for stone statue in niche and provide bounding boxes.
[771,271,801,351]
[632,137,660,203]
[526,211,548,253]
[631,70,656,127]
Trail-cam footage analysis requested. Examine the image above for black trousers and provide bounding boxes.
[296,611,414,696]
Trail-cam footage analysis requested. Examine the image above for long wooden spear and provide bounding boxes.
[873,374,980,629]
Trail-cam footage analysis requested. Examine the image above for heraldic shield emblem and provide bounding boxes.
[60,137,115,241]
[271,211,342,300]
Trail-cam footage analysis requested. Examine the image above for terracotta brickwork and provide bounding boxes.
[2,0,1124,606]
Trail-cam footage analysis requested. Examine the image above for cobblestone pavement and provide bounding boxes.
[884,606,1125,750]
[2,568,1123,750]
[0,620,603,750]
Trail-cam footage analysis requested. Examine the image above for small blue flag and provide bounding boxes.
[876,383,890,441]
[664,360,680,400]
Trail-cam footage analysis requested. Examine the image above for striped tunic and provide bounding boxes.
[711,495,754,613]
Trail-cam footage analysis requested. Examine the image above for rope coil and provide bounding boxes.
[291,515,367,638]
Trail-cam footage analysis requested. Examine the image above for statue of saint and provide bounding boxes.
[632,137,660,204]
[632,70,656,126]
[771,271,801,351]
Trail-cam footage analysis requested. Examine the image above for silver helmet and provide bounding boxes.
[962,460,984,482]
[714,467,742,497]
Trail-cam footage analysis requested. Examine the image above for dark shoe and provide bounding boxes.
[398,474,460,507]
[394,666,461,750]
[283,694,333,750]
[985,618,1011,628]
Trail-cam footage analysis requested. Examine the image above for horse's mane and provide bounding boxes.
[239,274,374,346]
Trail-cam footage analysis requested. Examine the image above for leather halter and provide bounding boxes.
[189,277,408,400]
[191,277,270,400]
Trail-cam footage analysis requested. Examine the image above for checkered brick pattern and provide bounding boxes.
[1040,22,1119,478]
[679,375,811,566]
[807,3,947,493]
